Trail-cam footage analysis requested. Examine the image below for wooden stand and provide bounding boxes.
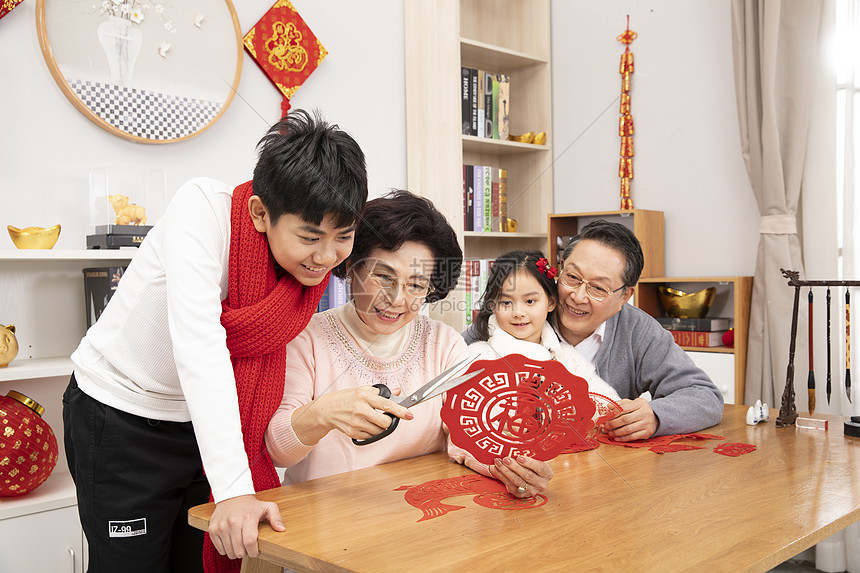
[779,269,860,426]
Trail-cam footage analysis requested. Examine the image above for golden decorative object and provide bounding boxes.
[0,325,18,368]
[508,132,546,146]
[506,218,518,232]
[108,194,148,226]
[7,225,61,249]
[509,132,534,144]
[657,286,716,319]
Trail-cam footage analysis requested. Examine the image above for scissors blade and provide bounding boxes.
[395,356,482,407]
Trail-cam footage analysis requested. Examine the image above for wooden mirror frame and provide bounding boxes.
[36,0,243,144]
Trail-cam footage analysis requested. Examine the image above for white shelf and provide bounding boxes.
[460,38,548,70]
[462,135,551,155]
[463,231,547,239]
[0,249,136,262]
[0,471,77,521]
[0,357,73,382]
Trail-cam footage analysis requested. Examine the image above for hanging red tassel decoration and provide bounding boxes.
[244,0,328,118]
[617,16,637,211]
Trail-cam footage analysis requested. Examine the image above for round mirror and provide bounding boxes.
[36,0,242,144]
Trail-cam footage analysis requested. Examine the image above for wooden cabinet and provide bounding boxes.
[635,276,753,404]
[548,210,665,277]
[404,0,553,331]
[0,249,133,562]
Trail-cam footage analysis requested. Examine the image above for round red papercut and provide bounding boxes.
[441,354,620,464]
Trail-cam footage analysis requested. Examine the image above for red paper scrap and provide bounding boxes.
[395,474,546,522]
[596,432,725,454]
[714,442,756,457]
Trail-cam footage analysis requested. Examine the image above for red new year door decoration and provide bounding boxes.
[441,354,621,465]
[244,0,328,116]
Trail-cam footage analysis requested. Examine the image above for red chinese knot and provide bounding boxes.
[0,391,59,497]
[441,354,620,465]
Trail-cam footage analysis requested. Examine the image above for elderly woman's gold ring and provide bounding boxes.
[517,485,527,494]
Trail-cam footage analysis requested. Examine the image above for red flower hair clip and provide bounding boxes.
[535,257,558,281]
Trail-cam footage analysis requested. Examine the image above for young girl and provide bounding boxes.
[468,249,621,401]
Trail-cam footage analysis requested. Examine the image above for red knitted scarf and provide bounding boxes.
[202,181,329,572]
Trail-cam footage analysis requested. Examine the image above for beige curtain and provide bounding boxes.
[732,0,825,406]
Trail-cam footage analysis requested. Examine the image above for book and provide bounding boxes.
[491,75,500,139]
[657,316,731,332]
[94,224,153,235]
[471,259,481,324]
[461,66,471,135]
[464,164,474,231]
[497,74,510,141]
[491,168,500,232]
[497,168,508,232]
[473,165,483,232]
[83,266,127,328]
[668,330,728,348]
[476,68,485,138]
[469,68,478,135]
[484,71,494,139]
[464,259,473,325]
[482,164,492,232]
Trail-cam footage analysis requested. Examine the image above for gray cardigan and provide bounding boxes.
[463,304,725,436]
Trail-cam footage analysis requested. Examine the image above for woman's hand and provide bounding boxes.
[488,454,553,499]
[291,386,414,445]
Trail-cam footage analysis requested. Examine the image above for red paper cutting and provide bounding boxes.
[244,0,328,116]
[440,354,621,465]
[714,442,756,457]
[395,474,546,522]
[596,432,724,454]
[0,0,24,21]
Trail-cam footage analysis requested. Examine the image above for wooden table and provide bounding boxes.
[189,405,860,572]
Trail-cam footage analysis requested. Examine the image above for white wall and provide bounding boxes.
[551,1,759,278]
[0,0,406,247]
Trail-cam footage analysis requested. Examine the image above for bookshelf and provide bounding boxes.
[404,0,553,331]
[548,210,665,278]
[635,276,753,404]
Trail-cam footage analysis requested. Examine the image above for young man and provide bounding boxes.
[63,110,368,572]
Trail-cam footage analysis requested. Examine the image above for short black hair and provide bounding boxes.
[561,220,644,287]
[473,250,558,341]
[334,190,462,303]
[252,109,368,228]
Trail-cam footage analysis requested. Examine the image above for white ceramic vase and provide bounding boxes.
[97,15,143,88]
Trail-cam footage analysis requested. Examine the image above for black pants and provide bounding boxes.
[63,375,210,573]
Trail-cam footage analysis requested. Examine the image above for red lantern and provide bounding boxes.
[0,391,59,497]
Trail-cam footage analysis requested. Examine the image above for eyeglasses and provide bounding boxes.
[363,262,435,298]
[558,272,627,302]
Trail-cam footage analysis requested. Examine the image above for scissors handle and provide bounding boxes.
[352,384,400,446]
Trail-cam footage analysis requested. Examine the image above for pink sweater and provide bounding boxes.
[265,309,472,485]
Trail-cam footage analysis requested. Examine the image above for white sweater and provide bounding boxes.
[71,178,253,502]
[468,316,621,401]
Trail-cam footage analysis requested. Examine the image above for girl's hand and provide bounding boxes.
[488,454,553,498]
[292,386,414,445]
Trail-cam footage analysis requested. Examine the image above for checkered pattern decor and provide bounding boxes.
[68,79,223,140]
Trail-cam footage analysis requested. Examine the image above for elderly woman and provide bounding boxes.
[265,190,552,498]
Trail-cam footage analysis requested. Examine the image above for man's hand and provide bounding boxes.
[208,494,285,560]
[602,398,658,441]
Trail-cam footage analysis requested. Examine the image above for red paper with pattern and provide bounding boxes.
[714,442,756,457]
[243,0,327,111]
[596,432,724,454]
[441,354,621,465]
[0,0,24,21]
[395,474,546,522]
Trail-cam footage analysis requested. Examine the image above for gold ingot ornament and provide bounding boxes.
[0,325,18,368]
[7,225,61,249]
[657,286,716,319]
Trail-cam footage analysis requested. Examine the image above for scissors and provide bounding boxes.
[353,356,484,446]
